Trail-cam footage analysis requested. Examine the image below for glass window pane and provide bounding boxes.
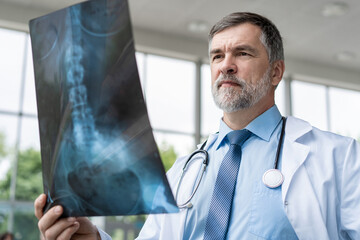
[0,115,18,200]
[135,52,145,90]
[154,131,195,158]
[104,215,145,239]
[0,28,27,112]
[145,55,195,134]
[291,81,328,131]
[0,156,11,200]
[329,87,360,139]
[23,37,38,115]
[15,146,42,201]
[19,117,40,151]
[0,115,19,150]
[0,210,9,231]
[13,210,40,239]
[154,131,195,171]
[275,79,286,116]
[201,64,223,136]
[16,117,42,201]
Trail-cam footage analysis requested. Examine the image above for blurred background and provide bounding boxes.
[0,0,360,239]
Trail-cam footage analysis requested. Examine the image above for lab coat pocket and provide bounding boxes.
[248,181,298,240]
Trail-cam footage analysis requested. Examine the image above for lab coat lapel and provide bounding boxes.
[281,117,311,202]
[280,117,330,240]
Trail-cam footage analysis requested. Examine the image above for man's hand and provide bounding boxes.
[35,194,101,240]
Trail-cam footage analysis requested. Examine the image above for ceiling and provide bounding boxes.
[0,0,360,75]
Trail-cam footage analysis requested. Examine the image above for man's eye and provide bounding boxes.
[212,55,222,61]
[238,52,250,56]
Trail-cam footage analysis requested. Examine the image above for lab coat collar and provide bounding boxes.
[283,116,312,143]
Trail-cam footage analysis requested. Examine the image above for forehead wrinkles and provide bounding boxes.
[208,23,270,58]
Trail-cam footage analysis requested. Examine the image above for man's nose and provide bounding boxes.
[220,56,237,75]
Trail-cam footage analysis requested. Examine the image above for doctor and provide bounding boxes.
[35,12,360,240]
[136,12,360,240]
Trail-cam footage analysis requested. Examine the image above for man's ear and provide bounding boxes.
[271,60,285,86]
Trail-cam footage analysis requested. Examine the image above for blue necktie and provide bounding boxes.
[203,129,251,240]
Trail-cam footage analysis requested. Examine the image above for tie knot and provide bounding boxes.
[227,129,251,146]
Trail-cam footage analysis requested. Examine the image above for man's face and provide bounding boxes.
[210,23,274,113]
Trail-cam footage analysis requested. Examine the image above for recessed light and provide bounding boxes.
[322,2,349,17]
[335,51,356,62]
[187,20,208,33]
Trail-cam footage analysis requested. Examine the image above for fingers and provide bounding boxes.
[34,193,47,219]
[35,195,84,240]
[38,205,64,233]
[57,223,80,240]
[38,206,79,240]
[43,220,79,240]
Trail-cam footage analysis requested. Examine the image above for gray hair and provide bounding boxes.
[209,12,284,63]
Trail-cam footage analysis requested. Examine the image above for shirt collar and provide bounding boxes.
[214,105,282,150]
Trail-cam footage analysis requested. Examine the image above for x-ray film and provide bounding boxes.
[29,0,178,217]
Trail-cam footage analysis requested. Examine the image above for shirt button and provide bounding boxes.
[284,201,288,206]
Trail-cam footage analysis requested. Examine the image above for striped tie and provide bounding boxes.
[203,129,251,240]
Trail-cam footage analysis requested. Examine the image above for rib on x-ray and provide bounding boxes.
[29,0,178,217]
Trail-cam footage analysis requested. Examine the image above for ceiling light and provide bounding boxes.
[322,2,349,17]
[335,51,356,62]
[187,20,208,33]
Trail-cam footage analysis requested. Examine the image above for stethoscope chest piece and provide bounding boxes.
[262,169,284,188]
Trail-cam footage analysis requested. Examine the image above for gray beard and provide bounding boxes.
[211,67,272,113]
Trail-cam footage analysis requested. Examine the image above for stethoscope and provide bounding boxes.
[175,117,287,209]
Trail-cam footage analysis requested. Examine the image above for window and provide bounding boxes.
[0,29,26,113]
[0,115,18,199]
[0,28,40,237]
[201,64,222,136]
[275,79,286,116]
[0,26,359,239]
[291,80,328,131]
[145,54,195,134]
[329,87,360,139]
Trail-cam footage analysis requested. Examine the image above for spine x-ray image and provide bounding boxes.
[29,0,178,217]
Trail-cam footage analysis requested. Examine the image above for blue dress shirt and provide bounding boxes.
[183,105,298,240]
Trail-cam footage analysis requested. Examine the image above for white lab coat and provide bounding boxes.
[136,116,360,240]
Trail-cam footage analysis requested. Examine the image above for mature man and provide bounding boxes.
[35,12,360,239]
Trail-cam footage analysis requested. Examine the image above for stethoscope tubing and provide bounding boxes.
[274,117,286,169]
[175,117,287,208]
